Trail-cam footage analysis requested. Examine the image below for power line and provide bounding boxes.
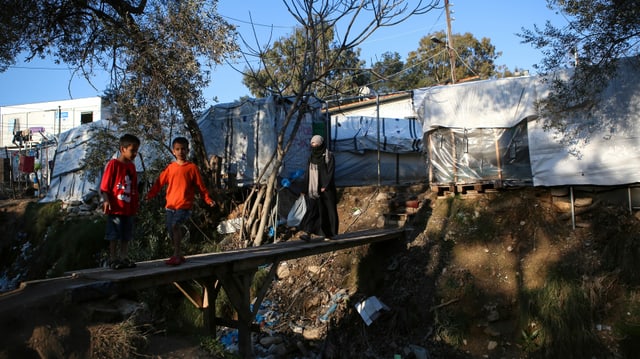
[219,14,293,29]
[7,65,71,71]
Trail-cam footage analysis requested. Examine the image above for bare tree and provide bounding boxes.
[234,0,439,247]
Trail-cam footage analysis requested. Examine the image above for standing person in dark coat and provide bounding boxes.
[298,135,339,240]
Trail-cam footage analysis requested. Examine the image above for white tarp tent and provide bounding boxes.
[528,59,640,186]
[332,115,422,153]
[414,76,540,186]
[41,119,153,203]
[41,120,111,203]
[414,76,540,129]
[197,96,320,187]
[413,57,640,187]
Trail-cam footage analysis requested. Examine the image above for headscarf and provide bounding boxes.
[310,135,326,165]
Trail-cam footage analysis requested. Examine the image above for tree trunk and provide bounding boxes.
[253,168,280,246]
[245,186,265,242]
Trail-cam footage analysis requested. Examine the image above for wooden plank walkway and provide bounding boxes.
[0,227,407,358]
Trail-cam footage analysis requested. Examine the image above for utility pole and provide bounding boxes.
[445,0,456,84]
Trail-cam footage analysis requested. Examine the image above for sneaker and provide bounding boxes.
[297,231,310,241]
[121,258,137,268]
[310,234,325,241]
[109,259,124,270]
[165,255,185,266]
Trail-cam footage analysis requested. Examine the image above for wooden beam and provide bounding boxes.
[200,277,220,332]
[173,280,205,308]
[218,270,256,358]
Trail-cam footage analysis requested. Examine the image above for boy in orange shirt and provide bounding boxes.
[146,137,215,265]
[100,134,141,270]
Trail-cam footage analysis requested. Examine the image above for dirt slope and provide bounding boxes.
[262,185,635,358]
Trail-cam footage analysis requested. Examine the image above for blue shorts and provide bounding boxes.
[105,215,135,241]
[165,209,192,238]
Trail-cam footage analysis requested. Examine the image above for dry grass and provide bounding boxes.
[89,319,149,359]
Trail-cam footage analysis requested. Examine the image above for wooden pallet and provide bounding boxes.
[431,183,455,196]
[432,182,499,197]
[456,182,495,194]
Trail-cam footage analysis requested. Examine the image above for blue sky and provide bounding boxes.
[0,0,569,107]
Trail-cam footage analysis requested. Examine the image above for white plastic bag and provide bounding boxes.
[287,195,307,227]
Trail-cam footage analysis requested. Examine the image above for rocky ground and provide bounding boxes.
[1,183,638,358]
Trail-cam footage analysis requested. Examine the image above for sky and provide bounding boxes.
[0,0,570,108]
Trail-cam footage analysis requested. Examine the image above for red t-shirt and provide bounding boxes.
[146,161,213,210]
[100,159,139,216]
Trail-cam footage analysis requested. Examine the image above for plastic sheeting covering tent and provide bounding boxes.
[528,58,640,186]
[414,57,640,187]
[197,96,320,187]
[40,120,150,203]
[414,76,540,186]
[330,115,425,186]
[424,124,532,186]
[41,120,111,203]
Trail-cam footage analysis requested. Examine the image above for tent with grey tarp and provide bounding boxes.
[329,115,425,186]
[197,96,321,188]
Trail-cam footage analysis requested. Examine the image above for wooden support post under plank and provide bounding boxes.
[199,263,278,338]
[173,277,221,334]
[218,269,256,358]
[200,278,220,333]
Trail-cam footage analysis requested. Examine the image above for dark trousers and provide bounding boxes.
[301,190,339,237]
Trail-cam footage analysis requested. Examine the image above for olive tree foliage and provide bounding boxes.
[401,31,500,89]
[236,0,439,246]
[0,0,238,188]
[241,25,369,100]
[345,33,503,94]
[367,51,407,93]
[519,0,640,132]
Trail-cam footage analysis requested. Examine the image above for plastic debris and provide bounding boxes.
[320,290,348,323]
[217,217,243,234]
[355,296,390,326]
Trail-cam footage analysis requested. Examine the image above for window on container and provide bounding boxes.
[81,112,93,124]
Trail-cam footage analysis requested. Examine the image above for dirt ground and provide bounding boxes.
[0,184,636,358]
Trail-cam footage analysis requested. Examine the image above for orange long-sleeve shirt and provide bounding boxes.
[146,161,213,210]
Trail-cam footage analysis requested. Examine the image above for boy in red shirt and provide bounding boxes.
[100,134,141,270]
[146,137,215,266]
